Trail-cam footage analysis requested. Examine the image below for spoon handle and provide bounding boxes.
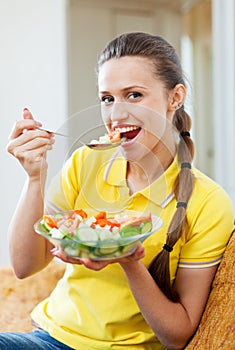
[37,127,72,138]
[37,127,123,150]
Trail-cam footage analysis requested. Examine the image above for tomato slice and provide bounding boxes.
[95,211,106,220]
[106,219,120,228]
[108,130,121,142]
[94,212,121,229]
[43,215,58,229]
[74,209,88,219]
[64,209,88,220]
[96,219,108,227]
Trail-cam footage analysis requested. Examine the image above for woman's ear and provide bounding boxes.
[168,84,186,111]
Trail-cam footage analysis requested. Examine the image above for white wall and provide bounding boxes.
[212,0,235,205]
[182,2,213,176]
[1,0,233,267]
[0,0,182,266]
[0,0,68,265]
[66,0,182,146]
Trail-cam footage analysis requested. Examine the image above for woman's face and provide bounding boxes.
[98,56,175,160]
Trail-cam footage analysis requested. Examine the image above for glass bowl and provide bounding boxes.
[34,209,163,260]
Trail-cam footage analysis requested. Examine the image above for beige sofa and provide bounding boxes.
[0,231,234,349]
[185,230,235,349]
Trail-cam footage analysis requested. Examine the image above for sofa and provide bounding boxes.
[0,230,234,349]
[185,229,235,349]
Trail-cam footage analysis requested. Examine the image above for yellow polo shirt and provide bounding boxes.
[31,146,234,350]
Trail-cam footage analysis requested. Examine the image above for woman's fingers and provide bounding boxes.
[9,108,42,140]
[7,129,55,157]
[6,108,55,178]
[13,142,54,163]
[50,247,85,265]
[12,128,54,149]
[9,119,42,140]
[23,107,34,120]
[51,245,145,270]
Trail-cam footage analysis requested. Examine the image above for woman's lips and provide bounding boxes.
[114,126,141,140]
[122,128,140,139]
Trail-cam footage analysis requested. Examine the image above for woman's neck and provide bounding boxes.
[126,142,176,195]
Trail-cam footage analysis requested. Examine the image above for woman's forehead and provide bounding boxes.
[98,56,158,89]
[99,56,154,72]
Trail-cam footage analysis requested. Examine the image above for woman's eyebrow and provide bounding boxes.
[122,85,147,91]
[99,85,148,94]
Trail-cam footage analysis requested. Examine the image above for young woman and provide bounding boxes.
[3,32,234,350]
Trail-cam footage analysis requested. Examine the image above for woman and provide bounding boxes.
[3,32,234,350]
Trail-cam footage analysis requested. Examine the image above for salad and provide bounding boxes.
[89,130,121,145]
[35,209,158,260]
[41,209,152,241]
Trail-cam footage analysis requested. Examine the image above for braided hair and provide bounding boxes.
[98,32,195,301]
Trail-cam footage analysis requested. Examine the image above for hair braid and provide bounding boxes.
[98,32,195,301]
[149,107,195,301]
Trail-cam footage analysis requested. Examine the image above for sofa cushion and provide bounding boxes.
[185,231,235,349]
[0,233,234,347]
[0,261,65,332]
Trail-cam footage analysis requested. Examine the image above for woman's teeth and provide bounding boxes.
[115,126,139,133]
[115,126,141,140]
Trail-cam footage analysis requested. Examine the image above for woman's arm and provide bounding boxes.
[7,110,55,278]
[120,259,217,350]
[52,246,216,350]
[8,177,54,278]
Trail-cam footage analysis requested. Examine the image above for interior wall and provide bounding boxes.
[1,0,232,267]
[182,1,213,177]
[66,0,182,144]
[0,0,68,265]
[0,0,183,266]
[66,0,214,180]
[212,0,235,205]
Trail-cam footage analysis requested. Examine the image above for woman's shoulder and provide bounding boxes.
[190,166,234,215]
[192,167,230,197]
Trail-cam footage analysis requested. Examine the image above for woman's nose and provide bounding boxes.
[110,101,129,122]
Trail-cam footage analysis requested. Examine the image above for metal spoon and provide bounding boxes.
[87,140,123,150]
[37,128,123,150]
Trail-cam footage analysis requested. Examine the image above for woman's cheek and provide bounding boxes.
[142,109,167,140]
[101,106,111,126]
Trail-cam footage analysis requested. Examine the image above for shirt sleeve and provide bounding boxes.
[179,183,234,268]
[44,149,81,213]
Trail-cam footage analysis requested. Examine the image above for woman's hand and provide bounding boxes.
[51,244,145,270]
[6,108,55,180]
[7,108,56,277]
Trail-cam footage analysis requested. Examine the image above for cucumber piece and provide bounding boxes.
[94,245,120,256]
[50,228,64,239]
[139,221,152,234]
[75,227,98,244]
[53,213,64,219]
[63,246,80,257]
[41,220,52,233]
[62,235,74,240]
[120,226,140,238]
[121,242,138,255]
[58,225,70,237]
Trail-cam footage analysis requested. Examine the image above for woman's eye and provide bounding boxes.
[101,96,114,104]
[128,92,143,100]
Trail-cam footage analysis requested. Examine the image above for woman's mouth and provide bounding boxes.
[115,126,141,141]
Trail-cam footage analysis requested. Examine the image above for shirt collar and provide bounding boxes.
[104,150,180,208]
[103,149,127,185]
[140,161,178,207]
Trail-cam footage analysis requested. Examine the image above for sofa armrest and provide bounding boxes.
[0,261,65,332]
[185,231,235,349]
[1,233,234,346]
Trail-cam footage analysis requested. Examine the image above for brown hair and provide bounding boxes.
[98,32,195,301]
